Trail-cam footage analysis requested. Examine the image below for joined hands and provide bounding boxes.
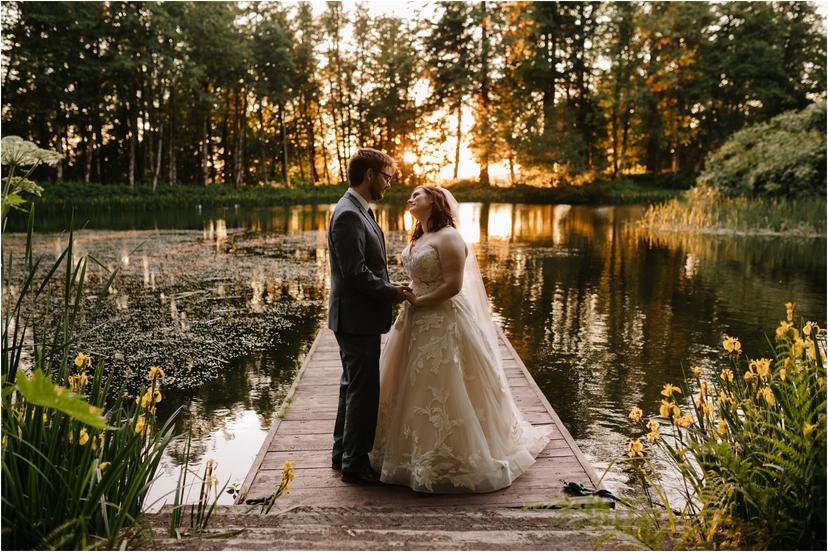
[392,283,413,305]
[392,283,419,306]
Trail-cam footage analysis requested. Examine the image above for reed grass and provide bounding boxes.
[639,186,826,236]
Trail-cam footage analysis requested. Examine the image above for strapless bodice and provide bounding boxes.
[401,243,442,295]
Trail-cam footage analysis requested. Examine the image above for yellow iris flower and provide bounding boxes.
[676,414,694,428]
[722,336,742,353]
[660,383,682,397]
[626,439,644,458]
[757,387,775,406]
[148,366,166,381]
[135,415,147,436]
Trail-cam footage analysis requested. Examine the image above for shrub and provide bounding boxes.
[699,99,827,198]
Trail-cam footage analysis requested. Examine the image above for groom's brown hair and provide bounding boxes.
[347,148,396,187]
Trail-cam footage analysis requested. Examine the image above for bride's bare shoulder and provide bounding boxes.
[433,226,466,255]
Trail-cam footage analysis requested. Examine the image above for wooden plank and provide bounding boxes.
[240,327,600,510]
[496,326,601,488]
[236,331,325,504]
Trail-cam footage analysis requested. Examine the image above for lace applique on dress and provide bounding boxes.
[370,241,552,493]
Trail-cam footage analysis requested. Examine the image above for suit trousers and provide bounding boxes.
[332,332,381,473]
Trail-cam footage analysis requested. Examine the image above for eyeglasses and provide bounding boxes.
[377,170,393,183]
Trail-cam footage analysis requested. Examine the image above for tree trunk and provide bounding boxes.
[619,102,631,176]
[142,77,151,184]
[94,116,102,183]
[453,102,462,180]
[320,116,331,185]
[542,16,558,139]
[574,3,591,169]
[279,102,289,186]
[128,97,136,189]
[55,132,63,181]
[508,154,516,185]
[83,125,92,184]
[222,93,231,185]
[478,1,491,186]
[610,56,622,178]
[259,103,269,186]
[234,88,246,187]
[153,122,163,192]
[305,98,318,184]
[169,86,176,186]
[331,78,345,184]
[202,112,210,187]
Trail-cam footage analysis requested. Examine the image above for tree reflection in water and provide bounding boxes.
[6,201,823,504]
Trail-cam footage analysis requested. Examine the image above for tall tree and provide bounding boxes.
[292,4,321,185]
[425,2,476,179]
[251,4,295,187]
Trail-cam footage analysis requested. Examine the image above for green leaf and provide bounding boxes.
[15,369,108,429]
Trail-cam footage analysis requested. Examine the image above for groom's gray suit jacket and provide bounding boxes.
[327,192,396,335]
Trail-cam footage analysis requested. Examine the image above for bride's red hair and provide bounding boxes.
[411,186,456,242]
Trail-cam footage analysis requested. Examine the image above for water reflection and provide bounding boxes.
[8,200,824,505]
[200,202,824,497]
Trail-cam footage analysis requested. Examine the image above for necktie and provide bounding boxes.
[368,208,375,221]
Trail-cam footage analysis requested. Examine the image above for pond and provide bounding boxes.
[4,202,826,509]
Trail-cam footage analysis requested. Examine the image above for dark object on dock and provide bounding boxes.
[562,481,633,508]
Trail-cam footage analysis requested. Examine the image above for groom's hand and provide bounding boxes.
[392,284,412,304]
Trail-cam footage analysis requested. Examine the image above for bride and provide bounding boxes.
[369,186,551,493]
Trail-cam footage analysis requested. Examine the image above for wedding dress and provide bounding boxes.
[370,191,551,493]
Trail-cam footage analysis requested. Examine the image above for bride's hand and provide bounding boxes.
[403,289,417,306]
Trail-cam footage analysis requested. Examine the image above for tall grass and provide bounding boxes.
[620,303,826,549]
[2,202,178,546]
[639,185,826,236]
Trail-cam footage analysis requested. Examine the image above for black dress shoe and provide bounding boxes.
[341,467,381,485]
[331,461,342,471]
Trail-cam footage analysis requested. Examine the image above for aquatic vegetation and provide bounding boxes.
[618,303,826,549]
[638,185,826,237]
[3,228,331,393]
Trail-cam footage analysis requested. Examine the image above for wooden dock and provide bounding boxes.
[238,326,601,508]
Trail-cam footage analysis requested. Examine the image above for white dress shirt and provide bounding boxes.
[346,187,371,213]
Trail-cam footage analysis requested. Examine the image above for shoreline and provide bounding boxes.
[639,224,827,239]
[22,179,686,210]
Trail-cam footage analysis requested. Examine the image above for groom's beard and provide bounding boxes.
[370,177,388,201]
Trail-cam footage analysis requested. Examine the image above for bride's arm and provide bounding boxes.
[408,230,466,308]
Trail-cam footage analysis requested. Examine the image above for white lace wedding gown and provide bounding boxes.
[370,242,552,493]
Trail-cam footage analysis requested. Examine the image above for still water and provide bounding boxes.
[7,202,826,507]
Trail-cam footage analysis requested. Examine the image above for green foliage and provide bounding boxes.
[699,100,827,198]
[1,204,177,549]
[446,177,684,205]
[15,368,107,429]
[2,2,825,186]
[19,177,685,212]
[621,305,827,549]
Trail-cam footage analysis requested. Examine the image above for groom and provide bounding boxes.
[328,148,409,484]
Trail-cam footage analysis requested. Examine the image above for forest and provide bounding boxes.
[1,1,825,188]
